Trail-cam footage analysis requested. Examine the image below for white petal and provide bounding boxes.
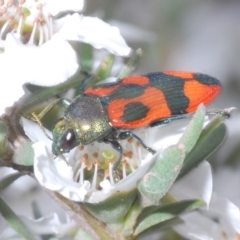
[44,0,85,16]
[0,65,25,114]
[29,36,78,86]
[142,118,190,150]
[4,33,78,86]
[0,34,26,114]
[87,152,156,203]
[33,142,90,201]
[0,212,75,238]
[169,161,212,206]
[58,14,132,56]
[21,118,52,146]
[214,167,240,205]
[174,193,240,239]
[174,212,222,240]
[209,194,240,234]
[175,203,240,240]
[20,213,75,235]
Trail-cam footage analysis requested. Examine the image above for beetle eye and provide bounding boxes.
[60,129,77,152]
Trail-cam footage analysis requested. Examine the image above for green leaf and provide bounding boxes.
[138,105,205,205]
[71,228,94,240]
[0,197,36,240]
[118,48,142,79]
[80,43,93,72]
[151,228,184,240]
[138,217,183,238]
[0,172,25,192]
[84,188,137,223]
[134,199,205,236]
[13,142,34,166]
[122,202,143,238]
[178,115,227,179]
[0,120,9,157]
[24,84,49,94]
[96,54,115,80]
[178,104,205,155]
[138,145,185,205]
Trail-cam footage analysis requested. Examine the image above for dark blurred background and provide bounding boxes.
[85,0,240,206]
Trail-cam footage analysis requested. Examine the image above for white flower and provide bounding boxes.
[214,166,240,207]
[169,161,212,206]
[0,0,132,115]
[0,167,77,239]
[174,195,240,240]
[0,212,76,239]
[21,116,190,203]
[57,14,132,56]
[169,162,240,240]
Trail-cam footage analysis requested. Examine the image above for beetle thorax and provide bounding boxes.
[64,95,112,145]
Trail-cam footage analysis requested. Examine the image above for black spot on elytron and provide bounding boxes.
[193,73,221,86]
[143,72,189,115]
[121,102,150,122]
[100,84,145,106]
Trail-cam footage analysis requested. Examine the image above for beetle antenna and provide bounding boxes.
[31,112,53,141]
[79,71,94,93]
[60,154,69,165]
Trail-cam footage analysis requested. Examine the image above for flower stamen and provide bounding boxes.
[7,0,13,7]
[124,156,136,172]
[136,142,142,165]
[108,162,114,185]
[16,13,23,34]
[86,162,93,171]
[38,22,43,45]
[122,160,127,179]
[42,23,49,42]
[48,14,53,38]
[90,162,99,190]
[0,17,11,39]
[73,153,89,184]
[79,145,84,151]
[0,1,57,46]
[28,20,37,45]
[79,162,86,185]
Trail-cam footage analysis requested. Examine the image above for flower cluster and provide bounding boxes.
[0,0,131,114]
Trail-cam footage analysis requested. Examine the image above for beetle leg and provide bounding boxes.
[118,131,156,154]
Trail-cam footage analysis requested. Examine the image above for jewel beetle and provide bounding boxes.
[38,71,221,170]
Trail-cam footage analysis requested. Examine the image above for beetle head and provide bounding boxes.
[51,96,112,157]
[52,118,78,157]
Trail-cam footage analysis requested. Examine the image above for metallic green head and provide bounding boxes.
[52,95,112,157]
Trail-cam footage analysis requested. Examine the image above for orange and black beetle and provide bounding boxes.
[50,71,221,169]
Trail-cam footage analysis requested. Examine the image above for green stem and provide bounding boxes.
[53,192,116,240]
[19,70,86,114]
